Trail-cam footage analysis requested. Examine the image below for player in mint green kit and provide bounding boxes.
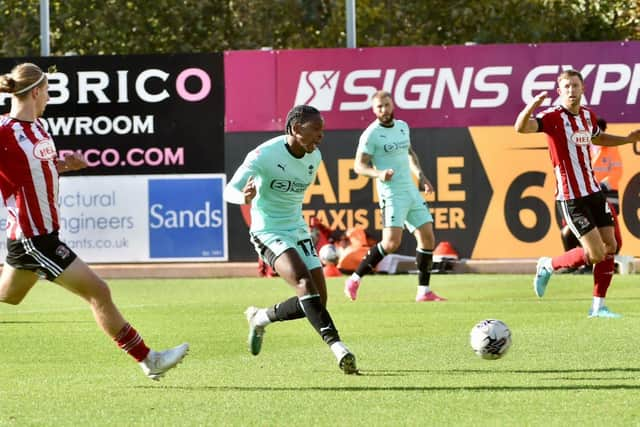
[223,105,358,374]
[345,90,446,302]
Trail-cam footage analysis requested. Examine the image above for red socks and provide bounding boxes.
[551,247,587,270]
[114,323,150,362]
[593,254,615,297]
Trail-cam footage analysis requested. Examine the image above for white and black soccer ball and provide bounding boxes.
[469,319,512,360]
[318,244,339,265]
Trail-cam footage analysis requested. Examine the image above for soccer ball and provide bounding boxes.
[469,319,512,360]
[318,244,339,265]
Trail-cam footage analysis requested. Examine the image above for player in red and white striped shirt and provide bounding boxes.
[515,69,640,317]
[0,62,188,378]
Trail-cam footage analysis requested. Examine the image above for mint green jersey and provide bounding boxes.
[227,135,321,232]
[357,119,415,199]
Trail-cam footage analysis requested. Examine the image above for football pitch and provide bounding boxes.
[1,273,639,426]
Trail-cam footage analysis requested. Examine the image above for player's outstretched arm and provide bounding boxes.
[57,152,87,173]
[595,129,640,147]
[514,91,547,134]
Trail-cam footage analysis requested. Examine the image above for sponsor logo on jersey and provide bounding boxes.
[270,180,308,193]
[383,140,410,152]
[571,131,591,145]
[33,138,57,160]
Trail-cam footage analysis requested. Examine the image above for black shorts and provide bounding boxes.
[5,232,78,280]
[557,191,614,238]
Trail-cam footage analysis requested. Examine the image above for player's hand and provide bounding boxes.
[60,152,88,172]
[531,91,548,108]
[379,169,394,182]
[421,177,434,194]
[243,176,257,204]
[627,129,640,142]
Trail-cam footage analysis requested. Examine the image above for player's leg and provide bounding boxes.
[277,257,356,374]
[589,200,619,318]
[0,238,44,304]
[55,257,188,380]
[344,226,401,301]
[557,202,581,253]
[55,257,129,336]
[246,230,358,372]
[560,225,581,252]
[589,226,619,317]
[249,243,357,373]
[413,222,446,302]
[344,198,406,301]
[406,199,445,302]
[0,263,39,305]
[245,253,329,341]
[274,252,341,345]
[244,232,307,355]
[559,225,590,274]
[534,199,594,297]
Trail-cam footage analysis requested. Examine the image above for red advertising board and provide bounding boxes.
[224,42,640,260]
[226,41,640,131]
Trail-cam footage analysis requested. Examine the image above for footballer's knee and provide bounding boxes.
[85,279,114,309]
[381,239,401,254]
[295,276,316,295]
[587,250,606,265]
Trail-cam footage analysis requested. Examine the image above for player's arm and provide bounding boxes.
[57,152,87,173]
[408,145,434,193]
[514,91,548,134]
[593,130,640,147]
[354,150,393,181]
[224,159,257,205]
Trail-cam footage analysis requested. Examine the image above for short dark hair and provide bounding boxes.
[285,105,321,135]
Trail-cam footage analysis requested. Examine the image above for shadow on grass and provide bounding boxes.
[134,383,640,392]
[132,367,640,392]
[356,368,640,375]
[0,320,92,324]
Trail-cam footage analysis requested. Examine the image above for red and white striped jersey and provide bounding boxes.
[0,115,60,239]
[536,106,602,201]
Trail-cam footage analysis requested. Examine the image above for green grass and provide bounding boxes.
[1,273,639,426]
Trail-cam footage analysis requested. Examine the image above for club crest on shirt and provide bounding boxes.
[55,244,71,259]
[576,216,590,228]
[571,131,591,146]
[32,138,57,160]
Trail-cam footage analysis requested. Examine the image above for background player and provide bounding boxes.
[514,69,640,318]
[344,90,446,303]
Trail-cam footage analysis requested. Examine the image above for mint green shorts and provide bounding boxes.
[380,191,433,232]
[250,227,322,271]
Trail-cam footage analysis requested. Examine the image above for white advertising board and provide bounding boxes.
[0,174,227,263]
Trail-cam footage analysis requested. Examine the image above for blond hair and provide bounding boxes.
[371,90,392,102]
[0,63,46,97]
[557,69,584,84]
